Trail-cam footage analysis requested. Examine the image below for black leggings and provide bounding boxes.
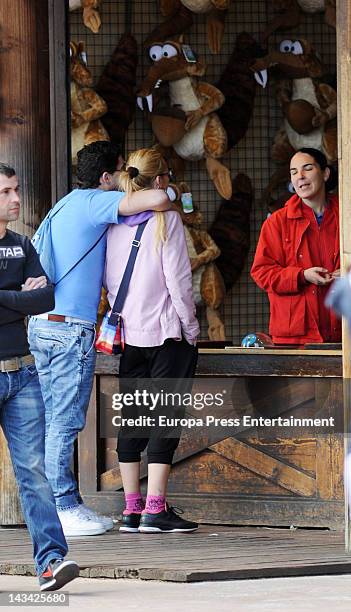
[117,338,198,464]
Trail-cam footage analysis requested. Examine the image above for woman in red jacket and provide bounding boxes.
[251,148,340,345]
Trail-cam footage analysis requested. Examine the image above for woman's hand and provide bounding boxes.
[303,267,333,286]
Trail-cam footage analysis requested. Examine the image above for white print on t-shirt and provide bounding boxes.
[0,246,24,259]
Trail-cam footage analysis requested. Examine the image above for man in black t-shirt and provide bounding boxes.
[0,162,79,591]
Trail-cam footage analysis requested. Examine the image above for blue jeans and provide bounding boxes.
[28,319,96,510]
[0,365,68,575]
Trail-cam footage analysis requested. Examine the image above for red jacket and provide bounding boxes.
[251,194,341,344]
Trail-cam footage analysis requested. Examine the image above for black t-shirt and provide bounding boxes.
[0,230,54,359]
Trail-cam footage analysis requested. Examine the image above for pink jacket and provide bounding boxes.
[104,211,200,347]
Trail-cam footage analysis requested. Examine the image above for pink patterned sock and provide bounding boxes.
[143,495,166,514]
[123,492,144,515]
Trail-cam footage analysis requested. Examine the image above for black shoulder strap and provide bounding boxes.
[108,221,148,325]
[55,227,108,286]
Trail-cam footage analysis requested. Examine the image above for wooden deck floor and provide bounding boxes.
[1,525,351,582]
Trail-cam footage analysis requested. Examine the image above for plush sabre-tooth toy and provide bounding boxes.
[145,0,232,54]
[137,33,259,200]
[137,37,232,200]
[69,0,102,33]
[252,38,337,163]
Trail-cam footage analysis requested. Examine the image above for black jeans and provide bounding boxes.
[117,338,198,464]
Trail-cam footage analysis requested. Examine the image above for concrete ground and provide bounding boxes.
[0,574,351,612]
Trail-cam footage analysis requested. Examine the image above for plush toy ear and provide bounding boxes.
[187,61,206,77]
[178,34,184,44]
[78,41,85,54]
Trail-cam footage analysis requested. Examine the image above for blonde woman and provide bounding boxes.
[105,148,200,533]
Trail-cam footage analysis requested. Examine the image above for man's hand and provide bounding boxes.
[21,276,48,291]
[303,267,333,286]
[331,269,340,279]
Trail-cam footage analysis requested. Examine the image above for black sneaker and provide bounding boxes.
[39,559,79,592]
[119,513,141,533]
[139,505,198,533]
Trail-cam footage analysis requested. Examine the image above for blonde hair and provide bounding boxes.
[118,148,168,245]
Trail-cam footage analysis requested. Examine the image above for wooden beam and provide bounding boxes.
[48,0,70,204]
[211,438,316,497]
[78,380,98,494]
[336,0,351,551]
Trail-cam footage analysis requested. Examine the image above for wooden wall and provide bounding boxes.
[0,0,51,237]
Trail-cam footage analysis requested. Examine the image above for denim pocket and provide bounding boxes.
[33,329,72,350]
[80,326,96,359]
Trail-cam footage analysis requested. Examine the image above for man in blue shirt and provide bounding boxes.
[28,141,170,537]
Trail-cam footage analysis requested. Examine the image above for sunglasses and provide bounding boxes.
[158,168,176,182]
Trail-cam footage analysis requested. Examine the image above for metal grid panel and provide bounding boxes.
[69,1,336,344]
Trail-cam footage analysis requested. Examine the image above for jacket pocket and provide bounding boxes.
[268,293,306,337]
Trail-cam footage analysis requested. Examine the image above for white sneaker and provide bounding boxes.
[57,506,106,537]
[79,504,114,531]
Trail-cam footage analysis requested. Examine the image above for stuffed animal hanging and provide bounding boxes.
[96,33,139,144]
[145,0,232,54]
[252,38,337,163]
[70,41,110,166]
[262,0,335,41]
[297,0,335,27]
[209,173,252,293]
[69,0,102,34]
[171,182,226,340]
[137,37,232,199]
[215,32,263,151]
[137,34,259,199]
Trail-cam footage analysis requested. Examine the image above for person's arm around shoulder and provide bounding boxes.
[162,211,200,345]
[118,189,170,216]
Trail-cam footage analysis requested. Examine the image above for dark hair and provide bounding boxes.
[76,141,122,189]
[128,166,139,179]
[0,162,16,178]
[293,148,338,192]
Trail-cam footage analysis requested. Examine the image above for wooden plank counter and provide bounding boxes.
[95,349,343,378]
[78,349,344,530]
